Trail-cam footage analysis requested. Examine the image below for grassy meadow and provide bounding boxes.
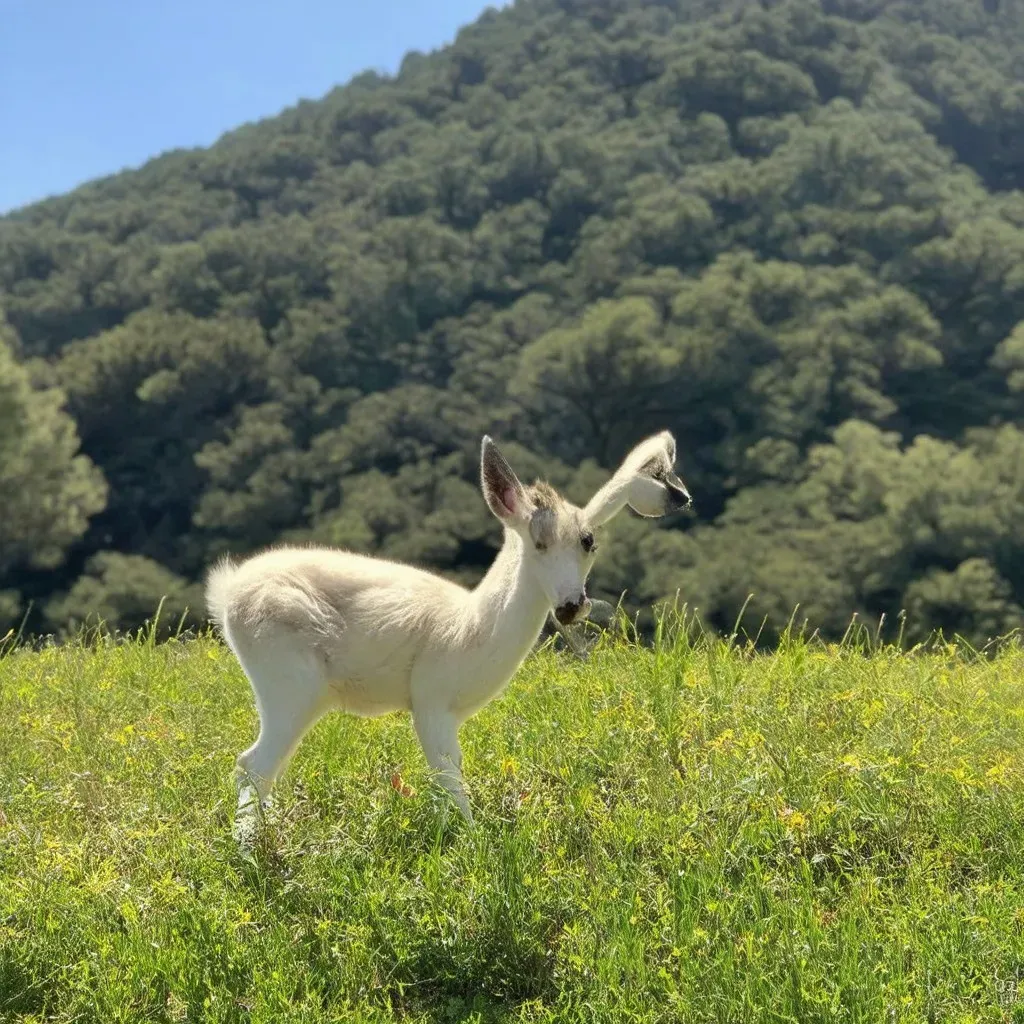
[1,618,1024,1023]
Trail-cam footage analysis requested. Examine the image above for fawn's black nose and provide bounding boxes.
[555,597,589,626]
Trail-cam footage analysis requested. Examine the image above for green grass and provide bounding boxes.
[2,619,1024,1023]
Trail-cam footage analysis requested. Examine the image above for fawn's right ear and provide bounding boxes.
[481,436,528,524]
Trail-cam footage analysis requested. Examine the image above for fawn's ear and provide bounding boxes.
[584,430,691,528]
[481,436,528,524]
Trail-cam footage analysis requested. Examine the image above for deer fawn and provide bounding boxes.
[206,431,690,835]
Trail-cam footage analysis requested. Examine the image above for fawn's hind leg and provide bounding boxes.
[232,633,331,819]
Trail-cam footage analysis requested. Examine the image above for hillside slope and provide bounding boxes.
[2,0,1024,643]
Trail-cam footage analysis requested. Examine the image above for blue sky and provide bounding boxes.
[0,0,503,213]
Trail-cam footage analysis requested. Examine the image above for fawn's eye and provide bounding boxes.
[581,532,596,554]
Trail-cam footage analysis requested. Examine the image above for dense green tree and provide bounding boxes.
[54,310,273,574]
[0,314,107,629]
[44,553,202,638]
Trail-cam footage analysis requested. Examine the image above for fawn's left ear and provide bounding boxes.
[481,436,529,524]
[658,430,676,467]
[584,430,691,528]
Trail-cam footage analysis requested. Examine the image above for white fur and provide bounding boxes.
[584,430,690,526]
[206,431,688,830]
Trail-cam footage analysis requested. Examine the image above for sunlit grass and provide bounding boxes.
[2,617,1024,1022]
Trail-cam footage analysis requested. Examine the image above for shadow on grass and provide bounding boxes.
[0,958,50,1018]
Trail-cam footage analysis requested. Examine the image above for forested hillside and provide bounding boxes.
[2,0,1024,644]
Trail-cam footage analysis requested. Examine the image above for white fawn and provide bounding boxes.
[206,431,690,831]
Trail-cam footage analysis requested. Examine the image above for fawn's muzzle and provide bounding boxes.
[555,596,591,626]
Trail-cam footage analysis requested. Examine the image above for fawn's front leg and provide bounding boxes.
[412,706,474,824]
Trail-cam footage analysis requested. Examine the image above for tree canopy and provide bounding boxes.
[2,0,1024,645]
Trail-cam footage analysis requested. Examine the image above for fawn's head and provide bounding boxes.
[480,432,691,626]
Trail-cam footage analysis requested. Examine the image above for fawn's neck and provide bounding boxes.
[468,528,549,659]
